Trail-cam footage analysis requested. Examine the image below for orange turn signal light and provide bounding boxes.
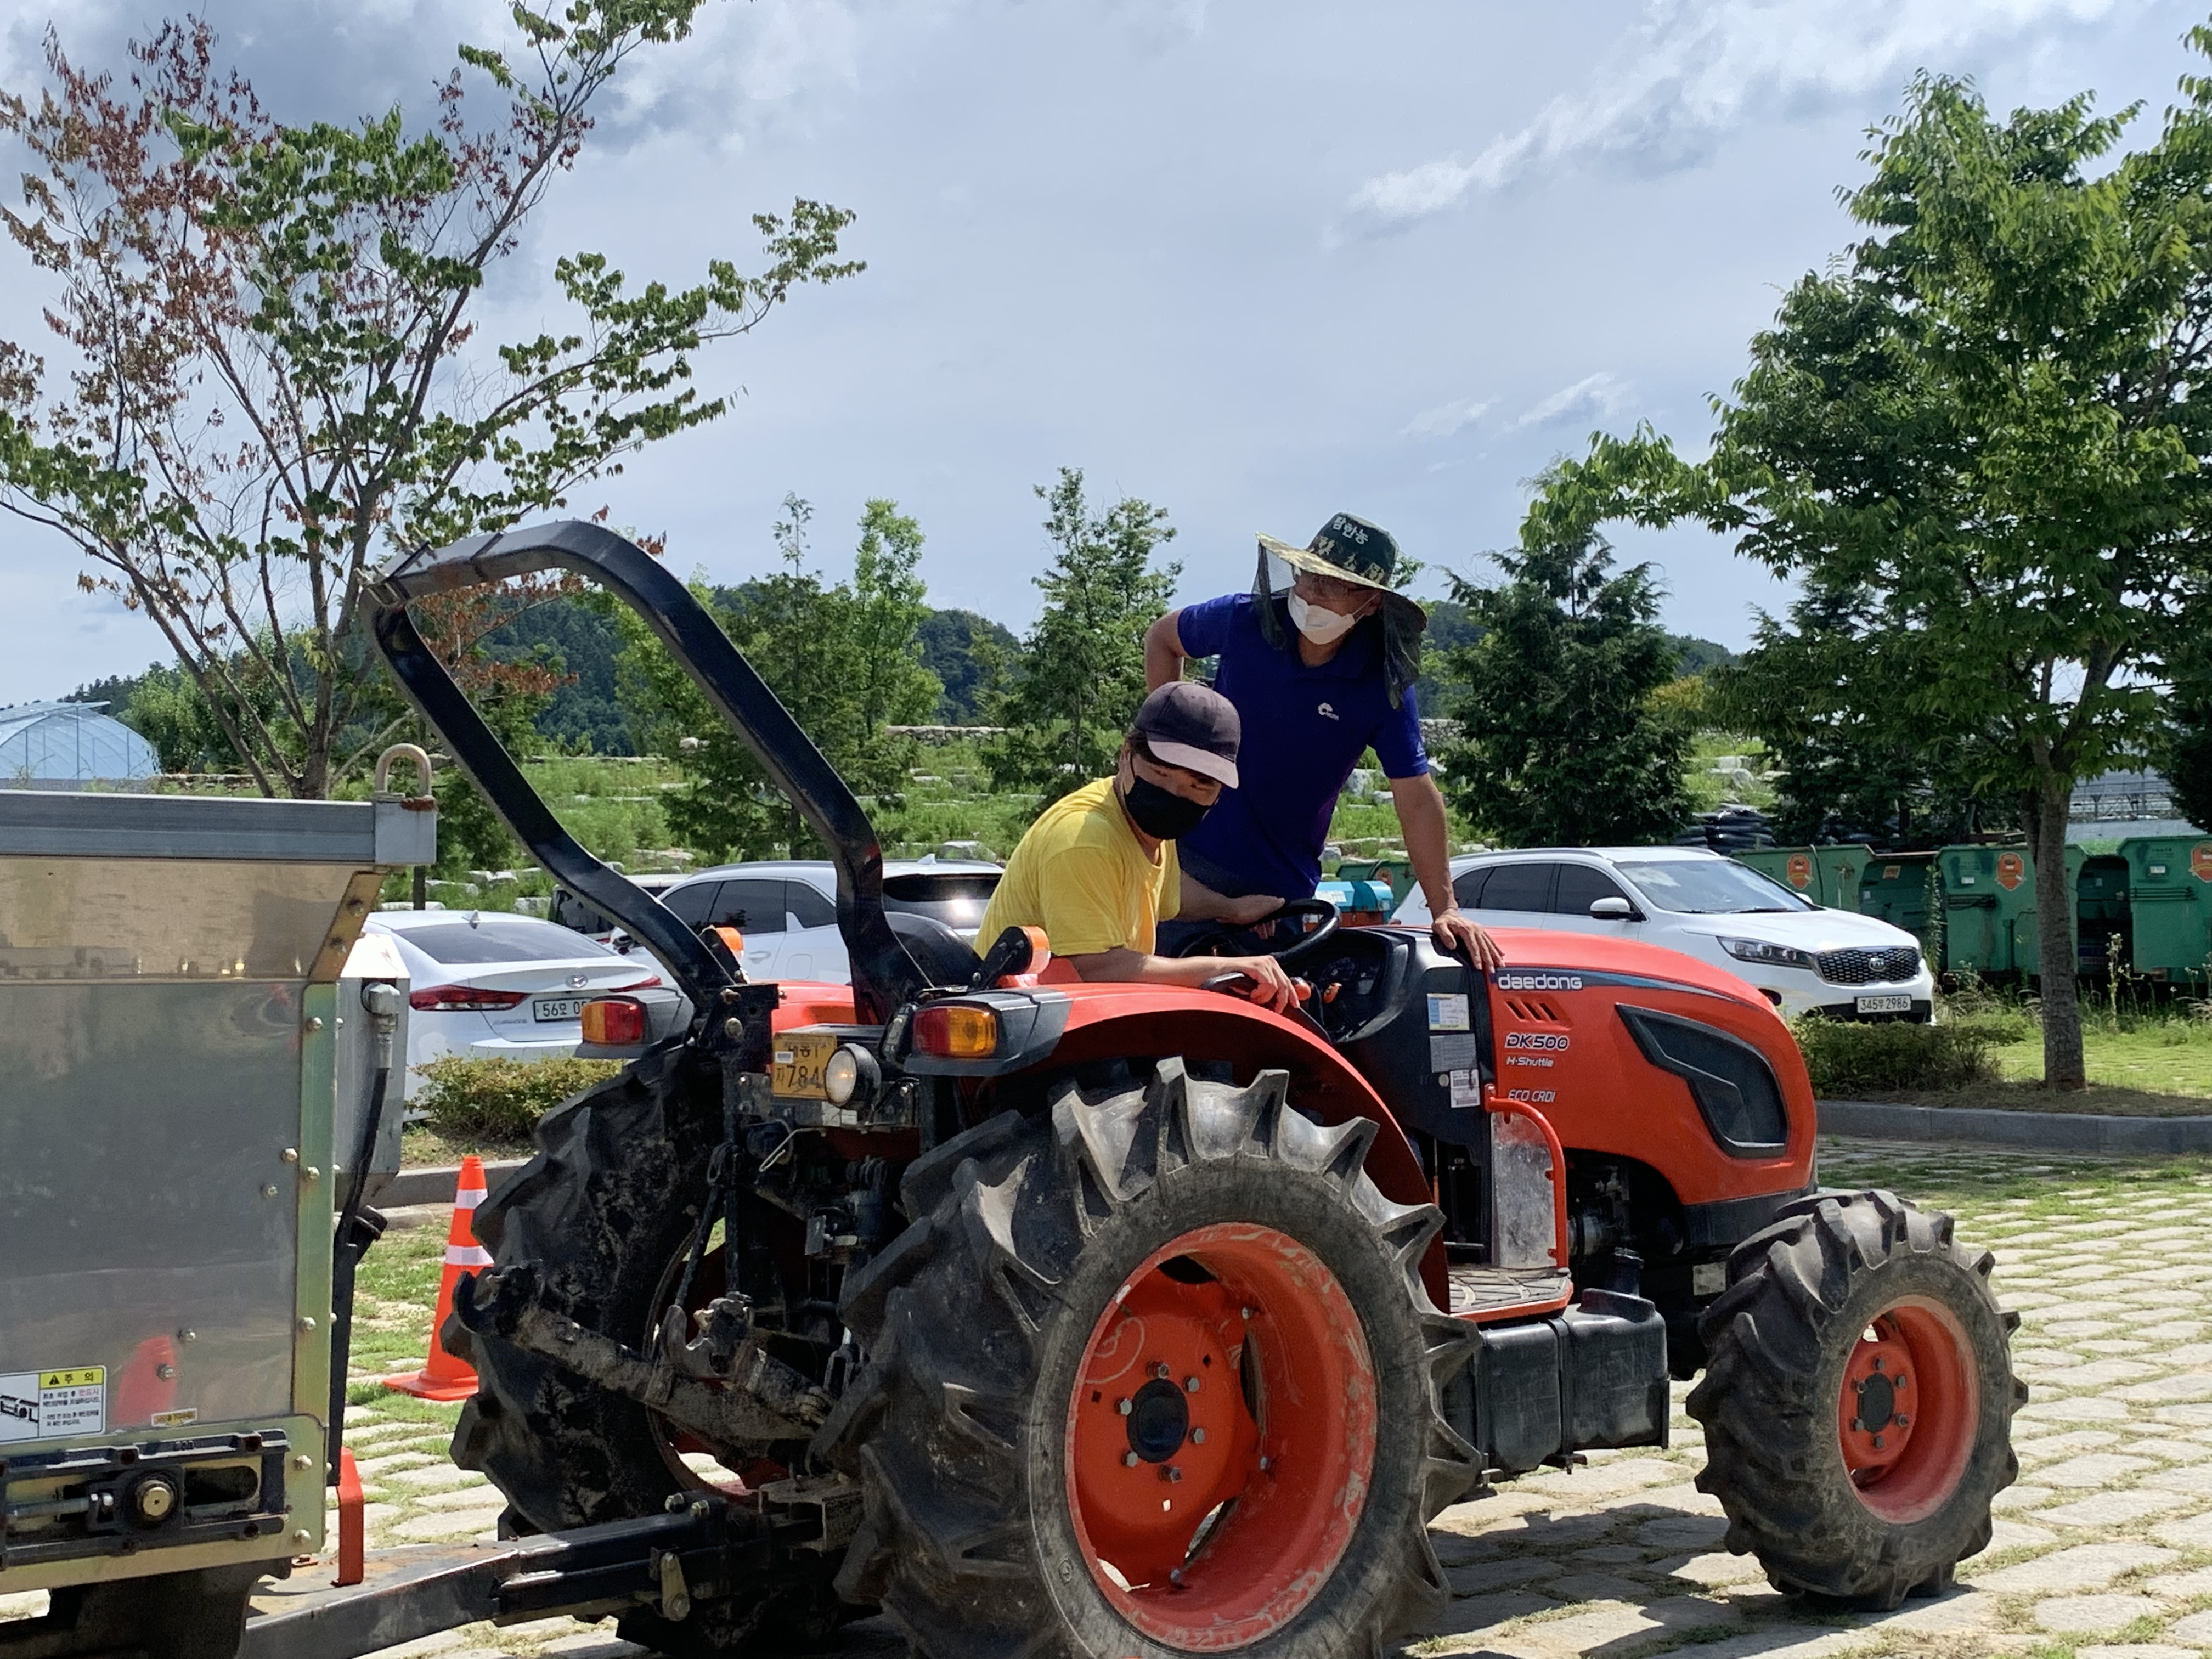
[912,1003,999,1059]
[581,997,646,1046]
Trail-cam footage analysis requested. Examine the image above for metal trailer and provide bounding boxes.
[0,782,433,1656]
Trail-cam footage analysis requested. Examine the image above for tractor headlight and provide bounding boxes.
[1719,936,1816,972]
[824,1043,878,1107]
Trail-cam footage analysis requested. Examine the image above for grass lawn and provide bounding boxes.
[1863,1005,2212,1114]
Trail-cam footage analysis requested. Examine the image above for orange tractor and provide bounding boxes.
[358,522,2019,1659]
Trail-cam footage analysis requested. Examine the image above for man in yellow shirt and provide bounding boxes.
[980,682,1298,1012]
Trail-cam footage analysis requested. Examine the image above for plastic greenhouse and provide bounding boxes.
[0,702,159,789]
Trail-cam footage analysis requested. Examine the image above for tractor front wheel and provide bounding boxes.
[820,1060,1479,1659]
[1687,1189,2023,1609]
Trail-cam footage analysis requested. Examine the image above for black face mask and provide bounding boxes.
[1122,774,1211,841]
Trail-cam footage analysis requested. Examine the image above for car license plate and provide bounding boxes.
[772,1031,840,1099]
[534,996,586,1023]
[1855,994,1912,1014]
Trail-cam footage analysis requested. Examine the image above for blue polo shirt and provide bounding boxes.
[1173,592,1427,901]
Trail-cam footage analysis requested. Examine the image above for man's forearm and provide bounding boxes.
[1070,948,1211,988]
[1143,613,1186,692]
[1392,772,1458,913]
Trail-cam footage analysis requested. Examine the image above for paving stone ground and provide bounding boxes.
[9,1135,2208,1658]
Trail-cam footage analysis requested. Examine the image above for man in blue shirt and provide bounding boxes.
[1143,511,1503,967]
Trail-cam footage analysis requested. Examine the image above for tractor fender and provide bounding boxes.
[1019,986,1448,1303]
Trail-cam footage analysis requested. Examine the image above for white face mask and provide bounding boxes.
[1287,590,1359,644]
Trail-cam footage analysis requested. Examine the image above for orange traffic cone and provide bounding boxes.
[383,1157,489,1401]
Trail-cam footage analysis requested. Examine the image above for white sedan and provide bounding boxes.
[1394,845,1936,1021]
[366,910,665,1097]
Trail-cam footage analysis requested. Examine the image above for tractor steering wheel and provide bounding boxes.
[1170,896,1342,970]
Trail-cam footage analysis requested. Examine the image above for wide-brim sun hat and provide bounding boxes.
[1251,511,1427,707]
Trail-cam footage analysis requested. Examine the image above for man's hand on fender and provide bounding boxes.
[1222,953,1298,1013]
[1432,908,1505,970]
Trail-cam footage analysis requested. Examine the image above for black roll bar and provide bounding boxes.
[366,520,926,1020]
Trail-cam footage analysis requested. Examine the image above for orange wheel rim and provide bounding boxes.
[1836,1297,1977,1523]
[1063,1223,1377,1652]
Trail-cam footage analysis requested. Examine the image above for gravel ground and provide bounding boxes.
[8,1135,2200,1659]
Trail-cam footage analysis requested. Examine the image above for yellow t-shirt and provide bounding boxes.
[979,777,1181,958]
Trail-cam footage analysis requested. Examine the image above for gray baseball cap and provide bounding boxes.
[1131,681,1240,789]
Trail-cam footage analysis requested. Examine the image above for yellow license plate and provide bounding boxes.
[772,1030,840,1099]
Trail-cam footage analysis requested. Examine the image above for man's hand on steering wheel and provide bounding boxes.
[1215,890,1288,926]
[1215,953,1299,1013]
[1432,906,1504,969]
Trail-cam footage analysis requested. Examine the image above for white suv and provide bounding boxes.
[1394,845,1934,1021]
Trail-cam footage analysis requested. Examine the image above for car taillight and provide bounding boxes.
[581,998,647,1046]
[409,985,528,1012]
[912,1003,999,1059]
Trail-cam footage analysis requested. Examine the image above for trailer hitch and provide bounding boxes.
[238,1496,781,1659]
[453,1266,832,1446]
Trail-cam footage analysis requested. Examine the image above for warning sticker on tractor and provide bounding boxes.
[1426,992,1470,1031]
[1447,1070,1482,1109]
[0,1368,106,1442]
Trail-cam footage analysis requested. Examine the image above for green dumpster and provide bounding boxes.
[1734,847,1821,902]
[1936,845,2016,974]
[2118,834,2212,983]
[1812,844,1875,913]
[1858,853,1938,951]
[1934,843,2085,979]
[2076,854,2132,976]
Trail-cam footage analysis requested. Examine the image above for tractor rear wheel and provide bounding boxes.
[445,1059,846,1654]
[1687,1189,2023,1609]
[820,1059,1479,1659]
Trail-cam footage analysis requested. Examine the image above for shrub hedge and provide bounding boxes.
[1789,1013,2028,1096]
[410,1054,622,1142]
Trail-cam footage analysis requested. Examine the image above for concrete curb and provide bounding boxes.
[373,1159,529,1208]
[1819,1098,2212,1153]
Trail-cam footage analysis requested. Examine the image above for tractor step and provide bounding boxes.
[1447,1263,1573,1317]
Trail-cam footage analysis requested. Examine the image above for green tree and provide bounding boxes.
[1438,501,1693,847]
[1531,47,2212,1087]
[0,8,858,800]
[987,468,1180,797]
[917,610,1018,722]
[1713,592,2015,847]
[617,498,940,861]
[849,499,943,739]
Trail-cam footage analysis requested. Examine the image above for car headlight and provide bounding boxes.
[1718,936,1816,971]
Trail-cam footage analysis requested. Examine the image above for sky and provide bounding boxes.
[0,0,2202,703]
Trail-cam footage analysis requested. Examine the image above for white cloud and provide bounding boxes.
[1347,0,2129,224]
[1514,373,1631,430]
[1402,394,1492,439]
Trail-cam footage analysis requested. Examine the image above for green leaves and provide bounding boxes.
[1438,495,1694,848]
[0,12,856,798]
[615,498,941,862]
[985,468,1180,800]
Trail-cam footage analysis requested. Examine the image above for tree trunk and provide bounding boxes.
[2025,776,2086,1091]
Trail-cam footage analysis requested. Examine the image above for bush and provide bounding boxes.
[1790,1015,2010,1096]
[410,1054,621,1142]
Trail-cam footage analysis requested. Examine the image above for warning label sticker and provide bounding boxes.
[0,1368,106,1443]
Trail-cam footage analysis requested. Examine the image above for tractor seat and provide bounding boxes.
[888,912,985,989]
